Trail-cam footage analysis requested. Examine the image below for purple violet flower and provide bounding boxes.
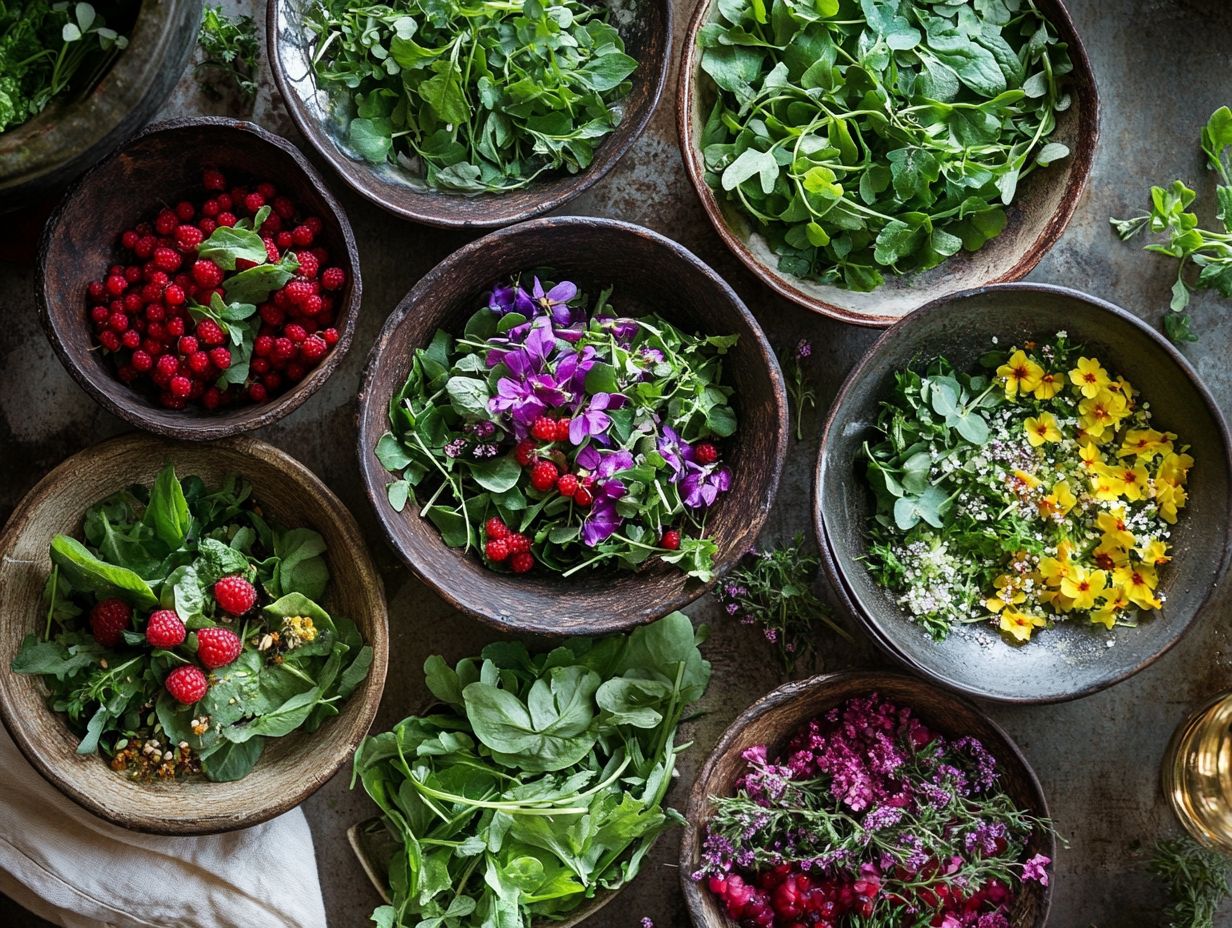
[517,277,578,325]
[657,425,694,479]
[489,373,568,436]
[569,392,620,445]
[582,497,621,547]
[488,284,518,315]
[1022,853,1051,885]
[680,462,732,509]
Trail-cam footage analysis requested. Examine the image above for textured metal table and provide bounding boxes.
[2,1,1231,925]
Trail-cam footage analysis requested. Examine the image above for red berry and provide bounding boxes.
[273,195,295,219]
[201,198,221,218]
[573,487,593,507]
[191,259,224,289]
[169,375,192,398]
[203,168,227,191]
[155,209,178,235]
[107,312,129,333]
[263,372,283,391]
[321,266,346,290]
[216,211,237,228]
[302,294,324,316]
[299,334,327,363]
[253,334,274,357]
[105,273,127,295]
[243,192,265,214]
[131,350,153,372]
[187,351,211,375]
[284,280,313,305]
[213,575,257,615]
[485,538,510,562]
[276,230,294,250]
[165,316,186,337]
[163,283,186,306]
[248,382,268,403]
[155,354,178,379]
[661,530,681,551]
[165,665,209,704]
[695,442,719,465]
[175,224,204,252]
[507,533,531,555]
[121,330,141,349]
[557,474,579,497]
[196,626,242,669]
[193,319,223,347]
[530,460,558,492]
[515,440,537,467]
[202,387,223,410]
[293,250,319,279]
[260,303,286,326]
[485,517,510,539]
[554,419,571,442]
[209,347,232,370]
[321,327,340,346]
[272,337,296,362]
[89,598,131,647]
[291,224,313,247]
[121,229,139,250]
[145,609,186,647]
[178,335,199,355]
[284,323,307,344]
[285,362,305,382]
[198,217,217,235]
[510,551,534,574]
[531,417,556,441]
[175,200,195,221]
[98,330,121,351]
[257,182,277,199]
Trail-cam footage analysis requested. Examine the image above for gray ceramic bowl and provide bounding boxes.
[815,284,1232,703]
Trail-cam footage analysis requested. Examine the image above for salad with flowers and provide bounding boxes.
[375,275,738,580]
[863,333,1192,643]
[693,694,1053,928]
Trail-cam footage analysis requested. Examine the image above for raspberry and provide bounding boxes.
[321,266,346,290]
[302,294,324,316]
[198,218,217,235]
[105,273,126,295]
[155,353,178,379]
[273,195,295,219]
[175,200,195,221]
[194,318,224,346]
[89,598,131,647]
[169,375,192,398]
[98,330,121,351]
[196,626,242,669]
[256,181,276,199]
[131,350,153,372]
[248,382,268,403]
[510,551,534,574]
[243,192,265,214]
[555,419,571,442]
[163,283,186,306]
[573,487,593,507]
[203,168,227,191]
[321,327,340,346]
[145,609,186,647]
[485,517,510,539]
[263,372,283,391]
[515,440,536,467]
[271,337,296,362]
[276,231,294,250]
[202,387,223,410]
[187,351,210,375]
[284,280,313,305]
[161,393,186,410]
[531,417,556,441]
[191,259,224,289]
[217,211,237,228]
[165,665,209,704]
[485,538,510,562]
[260,303,286,326]
[122,330,141,350]
[661,530,681,551]
[213,575,257,615]
[291,224,313,247]
[201,198,221,218]
[506,533,531,555]
[121,229,139,250]
[285,363,305,382]
[108,312,128,333]
[165,316,186,337]
[299,334,327,363]
[178,335,199,355]
[530,460,558,492]
[175,224,204,252]
[209,347,232,370]
[293,250,319,279]
[284,323,307,344]
[155,209,178,235]
[304,217,323,235]
[695,442,719,465]
[557,474,579,497]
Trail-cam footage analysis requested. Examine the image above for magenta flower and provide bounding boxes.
[680,462,732,509]
[1022,853,1050,885]
[569,392,622,445]
[582,498,621,546]
[517,277,578,325]
[488,373,567,435]
[488,284,518,315]
[657,425,694,479]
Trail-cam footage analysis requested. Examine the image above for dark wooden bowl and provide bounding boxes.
[680,672,1055,928]
[357,215,788,635]
[38,118,362,441]
[815,284,1232,703]
[0,433,389,835]
[676,0,1099,326]
[0,0,202,210]
[267,0,670,228]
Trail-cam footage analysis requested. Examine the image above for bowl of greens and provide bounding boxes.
[0,0,202,208]
[0,432,389,834]
[677,0,1099,325]
[814,283,1232,703]
[267,0,671,228]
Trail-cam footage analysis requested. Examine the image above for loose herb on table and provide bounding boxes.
[196,4,259,106]
[782,338,817,441]
[1150,837,1232,928]
[697,0,1072,291]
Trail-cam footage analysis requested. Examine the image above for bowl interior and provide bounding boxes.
[817,285,1232,702]
[0,434,388,834]
[269,0,669,227]
[681,672,1053,927]
[358,217,787,635]
[38,118,360,440]
[678,0,1098,324]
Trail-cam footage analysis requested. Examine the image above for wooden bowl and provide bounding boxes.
[0,0,202,210]
[357,215,788,635]
[676,0,1099,326]
[815,284,1232,703]
[0,433,389,834]
[38,118,362,441]
[680,672,1055,928]
[267,0,670,228]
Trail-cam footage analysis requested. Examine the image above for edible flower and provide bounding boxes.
[1113,564,1162,610]
[996,350,1044,399]
[1033,370,1063,400]
[1024,412,1061,446]
[1059,565,1108,611]
[999,609,1047,643]
[1069,357,1111,398]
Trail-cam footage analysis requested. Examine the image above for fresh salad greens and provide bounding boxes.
[0,1,130,133]
[196,4,260,106]
[1112,106,1232,345]
[11,464,372,783]
[697,0,1073,291]
[352,611,711,928]
[303,0,638,193]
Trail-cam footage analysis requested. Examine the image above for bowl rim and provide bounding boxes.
[266,0,673,229]
[355,213,789,635]
[674,0,1101,327]
[0,432,390,835]
[678,669,1056,926]
[813,281,1232,704]
[36,116,363,442]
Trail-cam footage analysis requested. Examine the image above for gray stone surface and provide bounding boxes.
[2,0,1231,925]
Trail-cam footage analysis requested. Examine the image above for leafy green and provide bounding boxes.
[195,5,259,106]
[697,0,1072,290]
[1150,837,1232,928]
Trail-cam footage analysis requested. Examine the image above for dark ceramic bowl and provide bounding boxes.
[676,0,1099,326]
[38,118,362,441]
[815,284,1232,703]
[268,0,670,228]
[681,671,1054,928]
[0,0,202,209]
[357,215,788,636]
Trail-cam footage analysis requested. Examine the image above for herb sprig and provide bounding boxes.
[1151,838,1232,928]
[196,5,259,106]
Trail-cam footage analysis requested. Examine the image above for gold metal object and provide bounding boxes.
[1164,691,1232,851]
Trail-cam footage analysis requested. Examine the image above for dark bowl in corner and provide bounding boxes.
[680,671,1054,928]
[815,284,1232,703]
[676,0,1099,326]
[38,118,362,441]
[357,215,788,636]
[267,0,671,229]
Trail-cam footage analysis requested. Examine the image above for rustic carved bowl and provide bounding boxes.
[0,0,202,209]
[0,433,389,835]
[815,284,1232,703]
[357,215,788,635]
[681,672,1055,928]
[268,0,671,228]
[676,0,1099,326]
[38,118,362,441]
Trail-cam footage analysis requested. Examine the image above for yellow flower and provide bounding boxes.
[1112,463,1150,502]
[1024,412,1062,447]
[999,609,1048,643]
[1090,587,1131,630]
[1078,442,1104,473]
[1038,552,1072,586]
[1038,480,1077,520]
[1091,541,1129,571]
[1119,429,1172,460]
[997,350,1044,399]
[1113,565,1162,610]
[1096,507,1136,549]
[1155,481,1188,524]
[1060,566,1108,611]
[1033,371,1063,400]
[1069,357,1112,398]
[1089,467,1126,502]
[1011,469,1041,490]
[1136,539,1171,566]
[1158,451,1194,487]
[985,574,1027,613]
[1078,389,1128,437]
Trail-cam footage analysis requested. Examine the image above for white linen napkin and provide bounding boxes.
[0,723,327,928]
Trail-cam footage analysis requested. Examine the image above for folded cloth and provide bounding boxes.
[0,724,327,928]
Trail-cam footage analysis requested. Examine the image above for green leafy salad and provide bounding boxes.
[352,611,710,928]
